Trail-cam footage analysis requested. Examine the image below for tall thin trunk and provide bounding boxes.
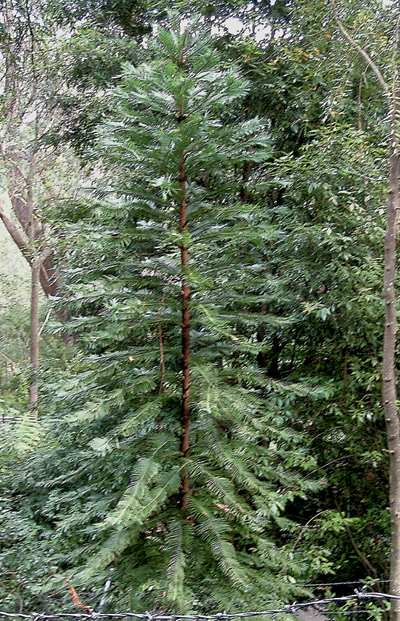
[384,9,400,620]
[29,258,40,417]
[28,150,39,416]
[384,138,400,621]
[330,6,400,617]
[179,153,191,510]
[29,247,51,417]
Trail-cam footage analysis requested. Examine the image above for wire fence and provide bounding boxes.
[0,591,395,621]
[301,580,390,588]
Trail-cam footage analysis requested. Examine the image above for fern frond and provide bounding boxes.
[165,521,186,605]
[113,399,161,437]
[105,457,160,526]
[14,412,40,452]
[190,498,248,588]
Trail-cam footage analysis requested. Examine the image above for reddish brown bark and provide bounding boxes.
[178,154,191,510]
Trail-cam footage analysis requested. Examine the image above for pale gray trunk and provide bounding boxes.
[330,3,400,618]
[384,131,400,621]
[29,259,40,416]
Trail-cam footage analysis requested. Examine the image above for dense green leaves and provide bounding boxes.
[0,0,398,615]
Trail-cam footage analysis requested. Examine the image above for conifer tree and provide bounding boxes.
[13,15,322,612]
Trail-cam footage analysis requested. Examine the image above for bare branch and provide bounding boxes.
[330,0,390,103]
[0,201,31,263]
[38,308,52,338]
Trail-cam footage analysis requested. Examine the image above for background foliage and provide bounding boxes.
[0,0,396,617]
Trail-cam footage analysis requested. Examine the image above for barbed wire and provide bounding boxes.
[0,591,396,621]
[302,579,390,588]
[297,578,390,587]
[323,612,388,616]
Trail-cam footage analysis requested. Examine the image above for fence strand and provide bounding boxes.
[0,591,396,621]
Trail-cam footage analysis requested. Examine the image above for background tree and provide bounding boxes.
[212,0,395,598]
[0,0,82,416]
[323,2,400,617]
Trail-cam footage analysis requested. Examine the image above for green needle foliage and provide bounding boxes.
[7,14,325,613]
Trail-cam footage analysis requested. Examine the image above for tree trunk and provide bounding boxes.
[383,7,400,619]
[179,153,191,510]
[29,258,41,417]
[29,247,52,418]
[330,5,400,617]
[0,200,60,295]
[0,9,64,311]
[384,140,400,621]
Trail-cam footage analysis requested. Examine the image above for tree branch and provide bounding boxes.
[0,201,31,263]
[330,0,390,102]
[333,496,378,578]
